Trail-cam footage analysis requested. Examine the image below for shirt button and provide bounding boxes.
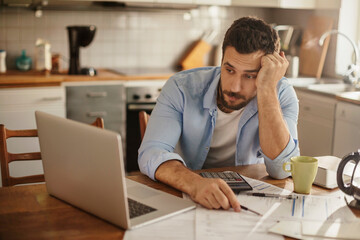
[206,147,209,150]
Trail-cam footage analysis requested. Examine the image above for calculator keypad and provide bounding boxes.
[199,171,252,193]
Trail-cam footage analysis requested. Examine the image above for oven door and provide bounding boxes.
[126,103,155,172]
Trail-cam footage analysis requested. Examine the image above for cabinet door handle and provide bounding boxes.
[87,111,107,117]
[86,92,107,98]
[42,96,62,101]
[341,110,346,117]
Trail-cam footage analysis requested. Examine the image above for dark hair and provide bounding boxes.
[222,16,280,56]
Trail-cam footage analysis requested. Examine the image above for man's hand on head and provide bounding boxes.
[189,177,241,212]
[256,51,289,91]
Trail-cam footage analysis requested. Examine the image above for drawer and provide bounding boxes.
[66,104,125,124]
[336,101,360,124]
[0,87,65,106]
[298,92,336,119]
[66,85,125,106]
[300,100,336,119]
[67,112,125,135]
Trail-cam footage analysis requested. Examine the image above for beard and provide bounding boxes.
[218,84,254,111]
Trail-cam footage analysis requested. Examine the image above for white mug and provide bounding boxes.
[286,55,299,78]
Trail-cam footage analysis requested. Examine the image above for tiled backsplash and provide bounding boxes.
[0,6,269,71]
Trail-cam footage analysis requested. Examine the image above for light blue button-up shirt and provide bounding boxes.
[138,67,299,180]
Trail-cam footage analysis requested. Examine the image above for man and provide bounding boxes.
[138,16,299,212]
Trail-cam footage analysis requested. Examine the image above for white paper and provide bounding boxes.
[238,177,356,222]
[125,177,357,240]
[124,210,195,240]
[195,207,283,240]
[269,221,333,240]
[302,220,360,239]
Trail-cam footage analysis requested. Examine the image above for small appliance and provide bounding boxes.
[67,25,96,75]
[337,151,360,209]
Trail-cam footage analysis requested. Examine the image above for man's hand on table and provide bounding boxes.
[189,177,241,212]
[154,160,241,212]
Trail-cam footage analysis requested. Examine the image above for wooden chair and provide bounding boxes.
[0,118,104,187]
[139,111,150,141]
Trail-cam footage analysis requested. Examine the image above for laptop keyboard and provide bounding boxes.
[128,198,157,219]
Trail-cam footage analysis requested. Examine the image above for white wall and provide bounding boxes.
[336,0,360,76]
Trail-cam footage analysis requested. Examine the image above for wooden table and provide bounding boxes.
[1,164,359,239]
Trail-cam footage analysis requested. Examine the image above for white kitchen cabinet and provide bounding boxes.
[333,101,360,158]
[0,86,65,187]
[296,90,337,156]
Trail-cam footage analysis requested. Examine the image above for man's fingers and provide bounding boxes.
[280,51,285,58]
[203,198,214,210]
[219,182,241,212]
[204,193,221,209]
[212,189,231,210]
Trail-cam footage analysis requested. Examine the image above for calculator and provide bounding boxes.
[199,171,253,193]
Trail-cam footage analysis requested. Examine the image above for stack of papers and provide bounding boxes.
[124,177,358,240]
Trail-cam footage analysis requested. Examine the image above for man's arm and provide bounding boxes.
[138,75,240,211]
[256,51,290,160]
[155,160,241,212]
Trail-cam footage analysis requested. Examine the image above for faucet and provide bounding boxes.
[319,29,360,87]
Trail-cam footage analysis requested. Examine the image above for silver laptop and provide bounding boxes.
[35,111,195,230]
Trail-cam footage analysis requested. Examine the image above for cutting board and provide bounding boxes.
[179,40,212,70]
[299,16,333,78]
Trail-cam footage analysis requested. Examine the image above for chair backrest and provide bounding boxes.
[0,118,104,187]
[139,111,150,141]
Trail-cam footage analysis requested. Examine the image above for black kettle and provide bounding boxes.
[337,151,360,209]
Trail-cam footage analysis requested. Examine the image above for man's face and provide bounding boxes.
[219,46,264,112]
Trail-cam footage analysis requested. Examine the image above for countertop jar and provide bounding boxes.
[16,50,32,71]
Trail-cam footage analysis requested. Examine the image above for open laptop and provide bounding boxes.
[35,111,195,230]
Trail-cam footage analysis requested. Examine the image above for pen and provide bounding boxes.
[240,205,262,216]
[246,192,298,199]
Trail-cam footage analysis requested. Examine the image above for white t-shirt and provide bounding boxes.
[202,106,244,169]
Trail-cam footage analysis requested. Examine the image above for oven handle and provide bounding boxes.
[127,104,156,111]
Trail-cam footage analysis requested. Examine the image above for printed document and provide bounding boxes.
[239,177,356,221]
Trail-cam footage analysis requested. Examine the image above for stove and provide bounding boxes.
[123,79,168,172]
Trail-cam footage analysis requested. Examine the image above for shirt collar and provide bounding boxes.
[203,69,221,110]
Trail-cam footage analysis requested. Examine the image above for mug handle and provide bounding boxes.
[283,162,293,173]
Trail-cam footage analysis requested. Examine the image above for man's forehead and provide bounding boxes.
[223,47,264,70]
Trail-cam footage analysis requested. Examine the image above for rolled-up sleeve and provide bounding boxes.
[259,83,300,179]
[138,76,186,180]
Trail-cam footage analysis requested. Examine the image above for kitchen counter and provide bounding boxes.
[2,71,360,106]
[0,69,173,88]
[289,77,360,105]
[336,91,360,105]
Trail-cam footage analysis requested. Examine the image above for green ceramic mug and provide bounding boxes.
[283,156,318,194]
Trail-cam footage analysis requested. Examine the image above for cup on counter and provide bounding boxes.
[286,55,299,78]
[283,156,318,194]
